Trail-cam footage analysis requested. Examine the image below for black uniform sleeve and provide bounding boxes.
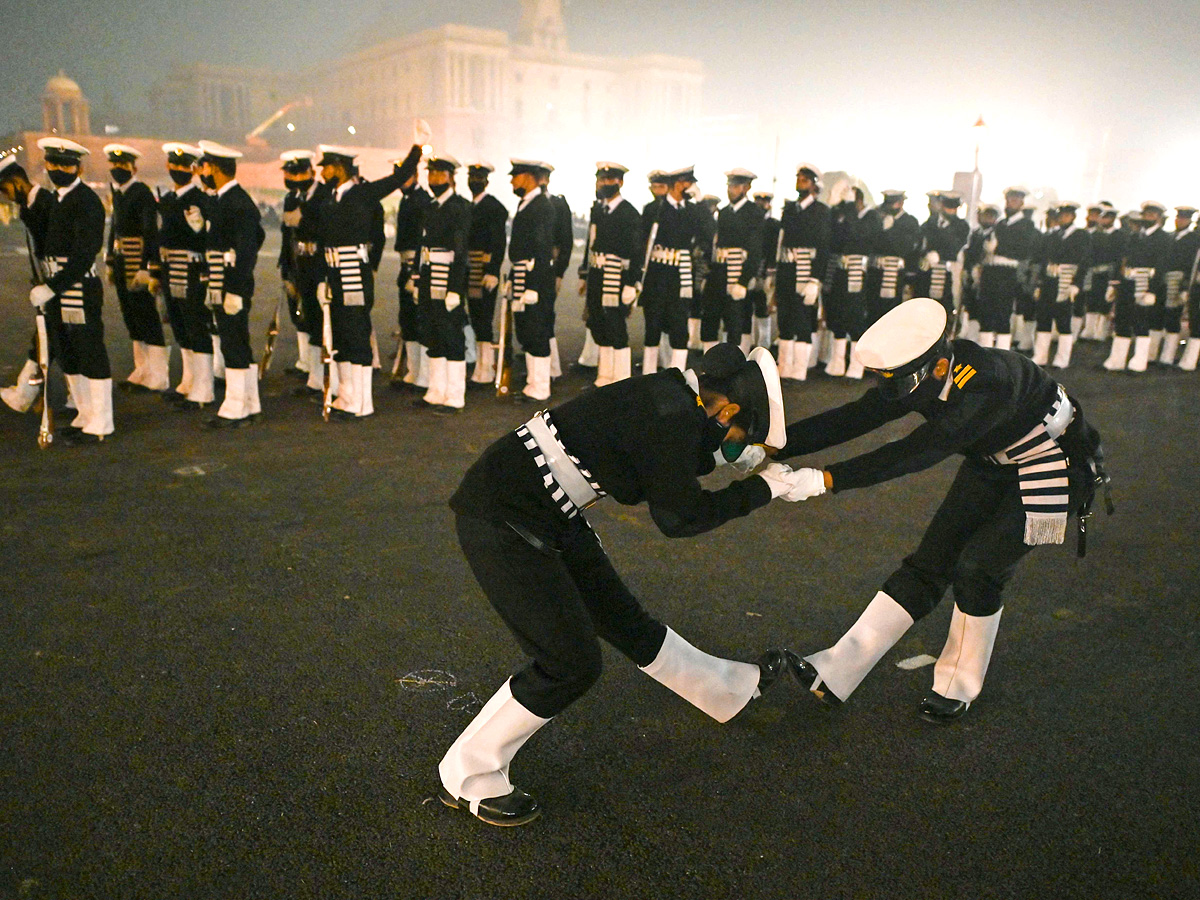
[635,411,773,537]
[776,388,908,461]
[741,205,765,287]
[133,183,159,268]
[369,200,385,270]
[225,191,263,298]
[618,203,643,288]
[486,197,508,277]
[448,197,471,297]
[552,196,573,278]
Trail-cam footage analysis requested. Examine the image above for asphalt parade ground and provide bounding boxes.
[1,236,1198,900]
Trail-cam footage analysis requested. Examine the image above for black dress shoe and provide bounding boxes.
[431,404,462,416]
[205,414,254,429]
[291,385,321,398]
[286,365,308,379]
[918,693,969,724]
[56,425,82,437]
[411,396,437,408]
[59,430,105,446]
[437,784,541,827]
[119,380,151,394]
[785,652,842,707]
[328,408,360,422]
[754,648,790,695]
[162,389,186,404]
[173,399,208,412]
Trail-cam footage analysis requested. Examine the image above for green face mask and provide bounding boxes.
[720,438,747,463]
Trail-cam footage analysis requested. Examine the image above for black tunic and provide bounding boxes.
[107,180,158,275]
[549,193,574,280]
[468,193,509,279]
[450,369,771,540]
[775,196,831,280]
[19,184,55,258]
[206,183,264,300]
[714,199,766,288]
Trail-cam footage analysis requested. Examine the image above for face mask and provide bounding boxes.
[169,169,193,187]
[468,178,487,195]
[285,178,314,193]
[596,183,619,200]
[200,173,216,189]
[47,169,76,188]
[110,168,133,185]
[430,182,450,197]
[513,186,527,198]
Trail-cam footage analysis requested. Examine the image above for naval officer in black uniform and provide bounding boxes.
[438,343,822,826]
[104,144,166,392]
[413,154,471,413]
[313,143,421,418]
[700,169,765,355]
[157,142,214,409]
[507,160,558,401]
[579,162,643,387]
[1032,202,1091,369]
[31,137,114,444]
[465,162,508,386]
[197,140,265,428]
[1,152,57,414]
[772,163,830,381]
[778,299,1107,722]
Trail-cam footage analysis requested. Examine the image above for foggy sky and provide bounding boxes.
[7,0,1200,207]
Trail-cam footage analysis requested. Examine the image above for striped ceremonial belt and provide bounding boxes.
[326,244,369,305]
[45,256,94,324]
[839,254,869,294]
[510,258,534,311]
[715,246,747,293]
[986,255,1021,268]
[1165,271,1186,308]
[205,249,233,306]
[590,252,627,307]
[1125,266,1154,306]
[780,246,815,291]
[517,412,606,519]
[989,385,1074,546]
[294,241,318,257]
[117,236,144,285]
[421,247,454,300]
[1048,264,1077,302]
[649,246,686,265]
[163,248,200,299]
[468,250,489,299]
[929,265,948,300]
[871,255,905,299]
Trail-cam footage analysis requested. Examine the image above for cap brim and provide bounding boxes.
[748,347,786,448]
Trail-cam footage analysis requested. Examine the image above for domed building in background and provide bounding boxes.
[42,70,91,136]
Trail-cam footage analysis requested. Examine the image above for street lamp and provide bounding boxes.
[972,115,987,173]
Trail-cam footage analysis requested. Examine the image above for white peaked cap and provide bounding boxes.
[854,299,948,370]
[317,144,358,161]
[796,162,822,180]
[725,168,757,181]
[198,140,243,160]
[163,142,203,159]
[103,143,141,160]
[37,136,89,156]
[748,347,786,449]
[467,161,495,172]
[279,149,317,163]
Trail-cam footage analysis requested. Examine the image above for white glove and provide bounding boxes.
[1105,284,1116,303]
[801,279,821,306]
[405,277,416,296]
[184,206,204,233]
[482,274,499,292]
[728,283,748,301]
[781,467,827,502]
[983,235,998,254]
[445,291,461,311]
[223,293,244,315]
[1067,285,1080,302]
[1033,287,1041,301]
[1136,291,1157,308]
[621,284,637,305]
[972,265,983,284]
[281,209,302,228]
[923,250,940,269]
[758,463,801,499]
[722,444,766,474]
[30,284,54,308]
[131,269,153,290]
[521,289,539,306]
[317,282,330,305]
[765,273,776,301]
[882,215,895,230]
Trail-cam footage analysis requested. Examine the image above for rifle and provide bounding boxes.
[320,286,335,421]
[258,289,284,377]
[633,218,659,303]
[494,274,512,397]
[25,230,52,448]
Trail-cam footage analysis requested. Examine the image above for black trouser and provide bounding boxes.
[824,270,865,340]
[1035,277,1072,334]
[1189,285,1200,335]
[641,265,690,349]
[776,265,816,342]
[114,279,166,346]
[397,262,424,345]
[171,286,213,353]
[455,514,668,719]
[863,267,904,330]
[50,286,111,379]
[882,457,1090,620]
[1113,279,1155,338]
[421,290,466,361]
[977,265,1019,333]
[1084,276,1112,315]
[585,275,629,350]
[699,271,747,343]
[514,282,554,357]
[468,284,498,344]
[212,299,254,370]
